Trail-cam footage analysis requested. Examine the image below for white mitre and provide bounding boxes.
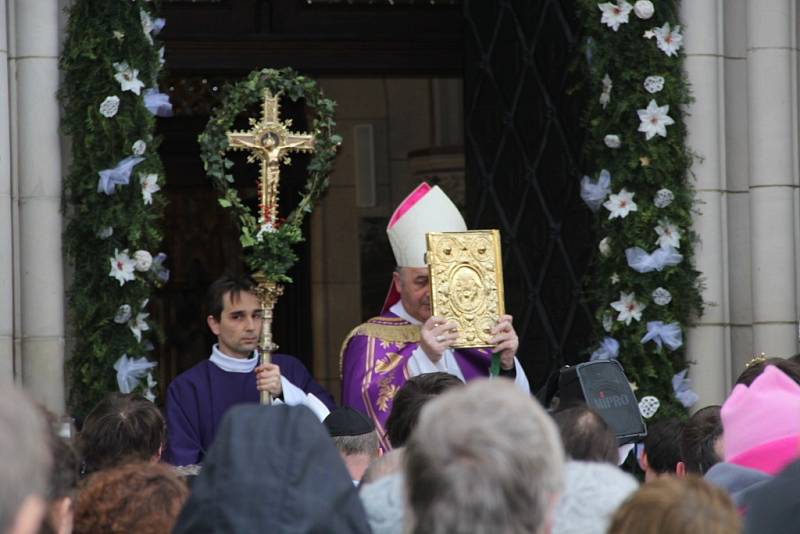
[387,183,467,268]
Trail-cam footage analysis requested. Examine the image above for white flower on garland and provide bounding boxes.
[132,140,147,156]
[610,273,620,284]
[143,372,157,403]
[652,287,672,306]
[133,250,153,272]
[655,219,681,249]
[604,134,621,148]
[158,46,166,67]
[603,188,637,219]
[598,1,633,32]
[256,222,277,242]
[113,30,125,41]
[644,75,664,94]
[637,99,675,140]
[140,173,160,205]
[113,62,145,95]
[140,9,165,45]
[114,304,132,324]
[96,226,114,239]
[99,96,120,118]
[647,22,684,57]
[599,73,612,109]
[129,311,150,343]
[602,313,614,333]
[109,249,136,286]
[633,0,654,19]
[654,188,674,208]
[610,291,646,325]
[598,236,612,257]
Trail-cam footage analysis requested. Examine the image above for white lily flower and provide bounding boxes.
[610,291,647,325]
[651,22,683,57]
[637,99,675,140]
[603,188,638,219]
[598,1,633,32]
[129,311,150,343]
[109,249,136,286]
[113,62,145,95]
[655,219,681,249]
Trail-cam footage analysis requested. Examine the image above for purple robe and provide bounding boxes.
[164,353,335,466]
[340,312,492,450]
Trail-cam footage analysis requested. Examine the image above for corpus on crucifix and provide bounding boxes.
[225,89,317,404]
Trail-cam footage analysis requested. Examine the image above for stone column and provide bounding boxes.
[0,0,14,381]
[13,0,65,412]
[682,0,730,405]
[746,0,797,358]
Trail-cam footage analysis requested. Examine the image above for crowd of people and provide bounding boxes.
[5,184,800,533]
[6,355,800,533]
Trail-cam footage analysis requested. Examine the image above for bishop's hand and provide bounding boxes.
[254,362,283,397]
[419,316,459,363]
[489,314,518,371]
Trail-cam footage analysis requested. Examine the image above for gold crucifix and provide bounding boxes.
[226,90,316,225]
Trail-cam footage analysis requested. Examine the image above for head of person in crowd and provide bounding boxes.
[640,417,685,481]
[608,475,740,534]
[324,407,380,484]
[551,461,638,534]
[173,404,371,534]
[721,365,800,476]
[680,405,723,475]
[205,274,262,359]
[360,448,405,487]
[735,356,800,387]
[39,413,80,534]
[78,392,165,476]
[360,473,404,534]
[552,403,618,464]
[0,388,52,534]
[385,372,463,448]
[405,379,564,534]
[73,462,188,534]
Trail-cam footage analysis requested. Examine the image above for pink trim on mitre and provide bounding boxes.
[727,435,800,476]
[387,182,431,228]
[381,282,401,314]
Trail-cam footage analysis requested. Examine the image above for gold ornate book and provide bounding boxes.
[426,230,505,348]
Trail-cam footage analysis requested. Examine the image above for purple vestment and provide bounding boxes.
[340,311,492,450]
[164,353,335,466]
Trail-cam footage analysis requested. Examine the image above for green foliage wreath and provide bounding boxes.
[60,0,168,416]
[577,0,703,420]
[198,68,341,282]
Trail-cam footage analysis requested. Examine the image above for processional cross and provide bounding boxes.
[226,90,316,226]
[225,89,316,404]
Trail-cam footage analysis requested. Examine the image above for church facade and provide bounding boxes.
[0,0,798,413]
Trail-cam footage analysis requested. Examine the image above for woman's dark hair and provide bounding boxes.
[551,403,618,464]
[79,393,165,476]
[385,372,463,448]
[736,357,800,386]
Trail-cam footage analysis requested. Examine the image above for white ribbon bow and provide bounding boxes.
[144,88,173,117]
[590,337,619,361]
[113,354,157,394]
[97,156,145,195]
[672,368,699,408]
[625,245,682,273]
[640,321,683,351]
[580,169,612,212]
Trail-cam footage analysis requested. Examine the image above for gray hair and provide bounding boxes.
[0,388,52,532]
[405,379,564,534]
[332,431,379,458]
[360,448,405,487]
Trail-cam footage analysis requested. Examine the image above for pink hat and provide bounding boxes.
[721,365,800,475]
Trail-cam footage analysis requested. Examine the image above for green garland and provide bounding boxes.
[60,0,167,416]
[198,68,341,282]
[577,0,703,420]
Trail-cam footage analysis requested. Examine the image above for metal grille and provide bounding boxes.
[463,0,594,392]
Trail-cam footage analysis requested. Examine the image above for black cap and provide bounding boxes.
[323,407,375,437]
